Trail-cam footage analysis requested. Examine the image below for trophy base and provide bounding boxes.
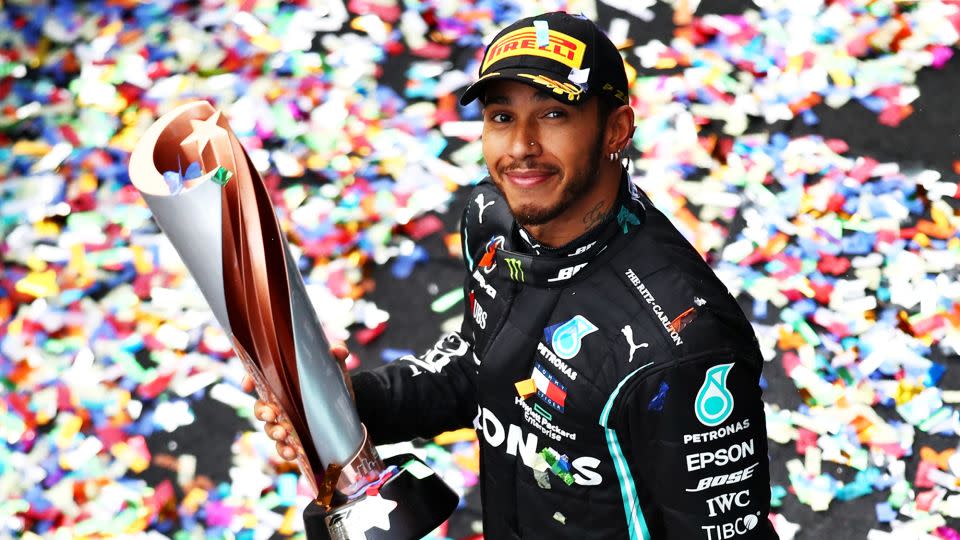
[303,453,459,540]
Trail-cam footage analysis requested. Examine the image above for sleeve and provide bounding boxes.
[347,199,481,444]
[603,351,778,540]
[349,328,478,444]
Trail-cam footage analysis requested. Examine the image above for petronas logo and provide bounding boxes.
[504,258,524,281]
[695,363,734,427]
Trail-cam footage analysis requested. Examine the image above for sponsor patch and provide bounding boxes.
[478,407,601,486]
[617,206,641,233]
[478,236,504,273]
[701,512,761,540]
[695,363,735,427]
[470,291,487,329]
[504,257,524,281]
[401,333,471,376]
[706,489,751,517]
[620,324,648,363]
[481,27,586,72]
[624,269,683,346]
[547,262,587,283]
[536,341,579,381]
[474,192,495,224]
[686,462,758,493]
[517,73,584,102]
[686,439,755,472]
[532,363,567,412]
[545,315,598,360]
[683,419,750,445]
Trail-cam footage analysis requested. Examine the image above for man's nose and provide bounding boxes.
[509,120,541,159]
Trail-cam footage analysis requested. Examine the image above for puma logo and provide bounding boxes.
[621,325,648,363]
[476,193,495,224]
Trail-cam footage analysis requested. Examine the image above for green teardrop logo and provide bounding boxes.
[695,363,734,427]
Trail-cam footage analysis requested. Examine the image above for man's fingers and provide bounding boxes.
[331,343,350,363]
[241,375,254,393]
[254,402,277,423]
[277,442,297,461]
[269,425,288,441]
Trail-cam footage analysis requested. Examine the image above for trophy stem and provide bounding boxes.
[303,442,460,540]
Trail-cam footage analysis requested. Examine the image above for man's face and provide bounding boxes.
[481,80,605,227]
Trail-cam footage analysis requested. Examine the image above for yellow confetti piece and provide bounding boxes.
[434,428,477,446]
[34,220,60,238]
[25,254,47,272]
[240,513,257,529]
[11,140,51,157]
[515,378,537,400]
[786,55,804,73]
[894,380,923,406]
[131,245,154,274]
[57,414,83,449]
[623,60,638,86]
[15,270,60,298]
[829,68,853,88]
[279,505,298,535]
[454,451,480,475]
[182,487,208,513]
[654,57,678,70]
[913,232,931,248]
[932,204,950,227]
[251,33,281,53]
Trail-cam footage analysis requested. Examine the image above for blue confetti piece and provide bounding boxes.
[875,502,896,522]
[277,472,298,506]
[382,348,414,362]
[162,170,183,195]
[647,381,669,412]
[533,20,550,48]
[183,161,201,179]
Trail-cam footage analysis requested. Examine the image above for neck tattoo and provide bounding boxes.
[583,200,607,231]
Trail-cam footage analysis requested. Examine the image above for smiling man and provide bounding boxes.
[255,11,777,539]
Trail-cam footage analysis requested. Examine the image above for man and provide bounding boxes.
[253,11,777,539]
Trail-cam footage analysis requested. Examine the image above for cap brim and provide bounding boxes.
[458,68,586,107]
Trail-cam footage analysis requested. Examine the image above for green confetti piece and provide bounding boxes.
[918,407,952,433]
[539,447,559,467]
[111,350,149,382]
[109,507,139,534]
[795,320,822,346]
[212,166,233,186]
[260,491,283,510]
[430,289,464,313]
[0,499,29,516]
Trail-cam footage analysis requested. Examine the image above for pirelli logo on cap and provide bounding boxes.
[482,27,586,72]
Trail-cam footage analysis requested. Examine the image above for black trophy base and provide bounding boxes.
[303,453,459,540]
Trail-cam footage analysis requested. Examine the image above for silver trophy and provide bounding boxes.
[129,101,457,539]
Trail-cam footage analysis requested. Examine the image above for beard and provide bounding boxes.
[502,129,605,227]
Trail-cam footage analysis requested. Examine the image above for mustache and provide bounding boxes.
[499,162,560,174]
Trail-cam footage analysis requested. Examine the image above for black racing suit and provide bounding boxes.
[351,175,777,539]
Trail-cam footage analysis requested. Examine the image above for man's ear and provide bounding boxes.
[607,104,636,152]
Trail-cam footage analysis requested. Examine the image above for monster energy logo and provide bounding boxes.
[504,258,524,281]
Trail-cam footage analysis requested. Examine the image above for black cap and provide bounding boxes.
[459,12,629,107]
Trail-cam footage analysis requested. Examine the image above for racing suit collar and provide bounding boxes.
[491,169,648,287]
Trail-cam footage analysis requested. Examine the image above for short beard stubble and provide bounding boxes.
[507,127,605,227]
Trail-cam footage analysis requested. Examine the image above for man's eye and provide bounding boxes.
[544,110,566,119]
[490,113,511,123]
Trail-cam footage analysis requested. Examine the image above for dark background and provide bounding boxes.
[150,1,960,538]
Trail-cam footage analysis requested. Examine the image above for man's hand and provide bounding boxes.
[242,344,354,461]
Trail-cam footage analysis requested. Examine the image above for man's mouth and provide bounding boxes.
[503,169,558,187]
